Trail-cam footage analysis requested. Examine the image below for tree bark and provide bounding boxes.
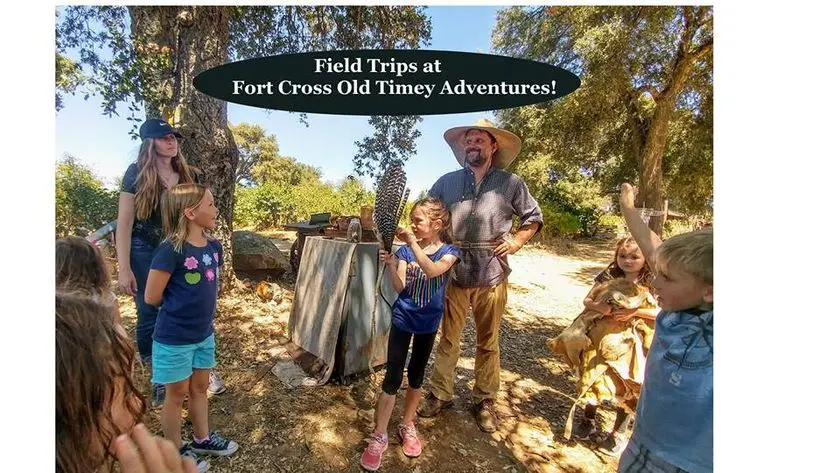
[129,6,239,288]
[636,6,710,235]
[638,95,673,235]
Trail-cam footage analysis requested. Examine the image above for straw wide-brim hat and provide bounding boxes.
[443,118,522,170]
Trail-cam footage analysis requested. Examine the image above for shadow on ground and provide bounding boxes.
[118,236,622,473]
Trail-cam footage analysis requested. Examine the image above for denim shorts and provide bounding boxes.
[151,334,216,384]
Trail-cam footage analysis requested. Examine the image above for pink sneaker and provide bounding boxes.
[398,423,422,458]
[360,432,388,471]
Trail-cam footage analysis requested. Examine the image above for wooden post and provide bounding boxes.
[662,199,669,226]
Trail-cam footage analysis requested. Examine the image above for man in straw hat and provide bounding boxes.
[417,118,543,432]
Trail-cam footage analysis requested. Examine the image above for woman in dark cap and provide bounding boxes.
[115,118,225,406]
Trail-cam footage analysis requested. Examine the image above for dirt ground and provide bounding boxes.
[120,232,624,473]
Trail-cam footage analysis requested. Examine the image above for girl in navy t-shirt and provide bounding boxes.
[361,198,461,472]
[144,183,238,472]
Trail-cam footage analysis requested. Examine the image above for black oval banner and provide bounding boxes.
[193,49,580,116]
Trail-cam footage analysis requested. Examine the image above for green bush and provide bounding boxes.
[233,177,376,230]
[598,213,625,232]
[539,178,606,237]
[335,177,374,213]
[289,183,340,219]
[55,155,119,237]
[233,184,295,230]
[663,219,703,239]
[540,204,581,238]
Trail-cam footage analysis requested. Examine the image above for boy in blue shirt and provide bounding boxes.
[617,183,713,473]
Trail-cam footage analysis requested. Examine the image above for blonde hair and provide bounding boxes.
[411,197,452,243]
[161,183,208,252]
[654,227,713,285]
[133,137,195,221]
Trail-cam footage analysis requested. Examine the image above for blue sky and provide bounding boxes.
[55,6,504,197]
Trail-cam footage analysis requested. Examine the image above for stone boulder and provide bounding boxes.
[232,230,284,270]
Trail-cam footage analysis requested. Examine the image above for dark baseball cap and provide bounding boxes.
[139,118,183,139]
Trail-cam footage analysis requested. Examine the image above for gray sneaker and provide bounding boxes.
[190,431,239,456]
[208,370,226,395]
[179,444,209,473]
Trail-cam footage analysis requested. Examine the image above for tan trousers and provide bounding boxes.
[428,280,508,403]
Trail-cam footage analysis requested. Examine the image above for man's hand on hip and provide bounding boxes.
[493,239,521,257]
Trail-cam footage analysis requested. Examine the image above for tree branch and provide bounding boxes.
[661,6,712,100]
[624,90,647,167]
[689,38,713,61]
[678,6,695,58]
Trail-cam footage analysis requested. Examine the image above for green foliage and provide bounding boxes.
[336,176,373,212]
[232,121,323,193]
[353,115,423,180]
[56,5,431,139]
[662,106,713,216]
[229,121,372,229]
[230,121,323,189]
[55,53,85,111]
[234,177,375,230]
[55,6,141,120]
[663,218,707,239]
[493,6,713,222]
[540,204,581,238]
[598,213,625,232]
[509,157,607,237]
[233,184,289,230]
[540,177,606,236]
[252,156,321,188]
[231,122,282,184]
[55,154,119,237]
[287,182,341,220]
[226,6,431,59]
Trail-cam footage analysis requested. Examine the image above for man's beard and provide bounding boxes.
[465,149,488,167]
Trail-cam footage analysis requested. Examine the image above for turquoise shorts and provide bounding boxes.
[151,334,216,385]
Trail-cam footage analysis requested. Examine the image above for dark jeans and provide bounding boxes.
[381,324,437,396]
[130,236,159,361]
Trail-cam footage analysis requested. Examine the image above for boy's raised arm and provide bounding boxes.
[619,183,663,265]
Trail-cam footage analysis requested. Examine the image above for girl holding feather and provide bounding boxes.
[360,198,461,472]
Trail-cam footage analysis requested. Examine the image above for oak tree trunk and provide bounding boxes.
[634,7,712,236]
[129,6,239,288]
